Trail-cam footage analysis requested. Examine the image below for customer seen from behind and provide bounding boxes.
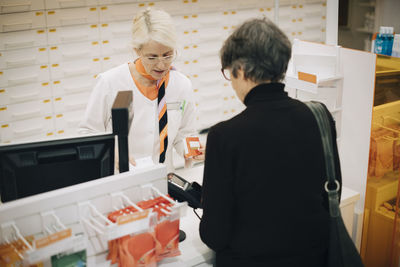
[199,18,342,267]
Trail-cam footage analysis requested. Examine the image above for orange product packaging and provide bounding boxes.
[0,235,39,267]
[183,136,201,158]
[118,232,157,267]
[106,195,181,265]
[154,211,181,261]
[107,206,139,264]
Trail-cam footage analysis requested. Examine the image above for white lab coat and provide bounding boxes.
[79,63,197,172]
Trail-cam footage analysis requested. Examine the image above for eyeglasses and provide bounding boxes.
[221,68,231,81]
[141,54,175,64]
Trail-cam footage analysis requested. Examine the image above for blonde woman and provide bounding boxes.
[80,8,203,172]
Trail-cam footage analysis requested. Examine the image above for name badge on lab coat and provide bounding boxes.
[167,102,181,110]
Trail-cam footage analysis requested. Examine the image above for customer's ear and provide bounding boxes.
[236,68,245,80]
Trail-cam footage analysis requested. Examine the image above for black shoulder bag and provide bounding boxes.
[305,101,364,267]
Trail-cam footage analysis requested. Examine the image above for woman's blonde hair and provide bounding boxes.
[132,8,177,51]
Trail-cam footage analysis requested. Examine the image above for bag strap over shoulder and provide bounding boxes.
[305,101,340,218]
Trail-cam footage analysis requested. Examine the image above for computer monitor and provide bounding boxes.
[0,133,115,203]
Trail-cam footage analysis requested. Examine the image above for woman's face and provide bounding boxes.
[138,40,175,80]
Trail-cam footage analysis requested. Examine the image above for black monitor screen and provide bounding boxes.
[0,134,115,203]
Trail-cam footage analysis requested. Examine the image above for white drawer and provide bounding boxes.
[0,82,52,105]
[295,3,306,17]
[99,3,141,23]
[234,9,263,24]
[0,97,52,123]
[197,75,225,89]
[279,5,296,20]
[52,74,96,97]
[219,25,235,40]
[46,7,98,27]
[174,15,195,34]
[193,12,224,29]
[100,20,131,40]
[45,0,97,9]
[0,11,45,32]
[221,99,245,119]
[196,104,222,129]
[277,0,292,6]
[304,3,325,16]
[221,87,237,102]
[151,0,188,16]
[0,0,44,14]
[193,0,227,13]
[0,65,50,87]
[50,58,101,80]
[53,91,91,113]
[280,18,300,33]
[100,37,132,57]
[195,88,223,107]
[222,10,242,28]
[49,41,101,63]
[231,0,270,9]
[54,109,87,136]
[189,58,221,74]
[193,42,223,59]
[296,87,339,111]
[259,7,274,20]
[173,60,191,77]
[0,116,55,143]
[0,46,48,69]
[303,16,324,29]
[47,24,100,45]
[176,31,193,49]
[193,81,225,94]
[0,28,47,50]
[101,53,131,72]
[191,27,225,46]
[98,0,140,4]
[301,30,324,42]
[190,71,223,89]
[178,45,196,62]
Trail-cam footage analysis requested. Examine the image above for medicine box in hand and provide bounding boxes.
[184,136,201,158]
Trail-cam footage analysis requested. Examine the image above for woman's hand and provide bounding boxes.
[115,154,136,171]
[193,143,205,161]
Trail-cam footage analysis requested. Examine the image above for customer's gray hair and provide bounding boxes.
[220,18,291,83]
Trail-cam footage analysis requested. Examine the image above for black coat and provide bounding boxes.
[199,83,342,267]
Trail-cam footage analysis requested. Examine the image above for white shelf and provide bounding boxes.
[356,28,374,34]
[358,2,375,7]
[286,75,342,94]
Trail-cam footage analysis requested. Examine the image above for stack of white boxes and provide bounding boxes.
[0,0,327,143]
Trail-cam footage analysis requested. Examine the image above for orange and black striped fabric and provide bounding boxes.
[133,59,170,163]
[157,82,168,163]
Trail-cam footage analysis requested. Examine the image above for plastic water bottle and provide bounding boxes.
[374,26,395,56]
[385,27,394,56]
[392,34,400,57]
[374,27,385,55]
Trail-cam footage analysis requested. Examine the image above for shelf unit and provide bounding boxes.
[0,165,191,266]
[285,40,377,249]
[285,39,344,139]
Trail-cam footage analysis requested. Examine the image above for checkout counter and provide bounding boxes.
[0,162,360,267]
[174,164,361,266]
